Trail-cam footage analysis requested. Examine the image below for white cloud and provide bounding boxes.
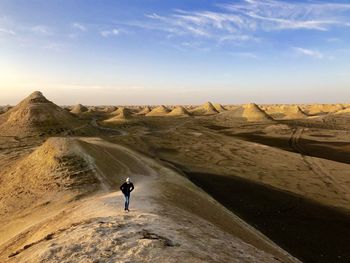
[72,22,87,32]
[0,27,16,35]
[100,29,120,37]
[294,47,324,59]
[222,0,350,31]
[30,25,52,35]
[141,0,350,43]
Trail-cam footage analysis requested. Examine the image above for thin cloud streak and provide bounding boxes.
[30,25,53,35]
[100,29,120,37]
[0,27,16,35]
[134,0,350,51]
[294,47,324,59]
[222,0,350,31]
[72,22,87,32]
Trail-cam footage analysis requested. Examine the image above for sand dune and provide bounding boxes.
[0,91,79,136]
[225,105,240,111]
[335,107,350,115]
[306,104,344,115]
[190,102,219,116]
[0,137,99,219]
[70,104,88,114]
[274,105,307,119]
[167,106,191,116]
[146,105,170,116]
[2,91,350,262]
[110,107,130,116]
[217,103,273,122]
[103,108,133,123]
[101,106,117,113]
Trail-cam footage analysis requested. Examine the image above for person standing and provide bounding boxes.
[120,177,134,211]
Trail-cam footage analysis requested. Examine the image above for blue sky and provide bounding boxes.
[0,0,349,105]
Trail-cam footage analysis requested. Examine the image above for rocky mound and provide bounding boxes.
[225,105,240,111]
[87,106,99,113]
[102,106,117,113]
[282,105,308,119]
[334,107,350,115]
[0,91,79,136]
[190,102,219,116]
[136,106,151,115]
[103,108,133,123]
[146,105,170,116]
[307,104,344,115]
[110,107,132,116]
[213,103,227,112]
[70,104,88,114]
[264,105,284,114]
[217,103,273,122]
[0,105,12,114]
[167,106,191,116]
[0,137,99,217]
[241,103,273,121]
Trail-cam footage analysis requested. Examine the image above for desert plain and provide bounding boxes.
[0,91,350,263]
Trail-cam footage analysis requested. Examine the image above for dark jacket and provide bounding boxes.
[120,182,134,195]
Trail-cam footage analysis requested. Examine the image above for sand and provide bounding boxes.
[103,108,133,123]
[0,137,297,263]
[70,104,89,114]
[102,106,117,113]
[306,104,344,115]
[264,105,307,119]
[213,103,227,112]
[146,105,170,116]
[0,137,99,220]
[136,106,151,115]
[167,106,191,116]
[0,105,12,114]
[216,103,273,122]
[110,107,131,116]
[190,102,219,116]
[335,107,350,115]
[281,105,308,119]
[2,91,350,262]
[0,91,79,136]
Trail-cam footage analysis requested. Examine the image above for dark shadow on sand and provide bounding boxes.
[183,171,350,263]
[230,132,350,165]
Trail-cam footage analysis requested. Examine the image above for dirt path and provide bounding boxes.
[290,128,350,201]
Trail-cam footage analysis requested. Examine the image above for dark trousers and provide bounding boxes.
[124,194,130,210]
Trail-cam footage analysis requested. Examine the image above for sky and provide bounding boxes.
[0,0,350,105]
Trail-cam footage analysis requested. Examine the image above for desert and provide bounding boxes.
[0,91,349,263]
[2,1,350,262]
